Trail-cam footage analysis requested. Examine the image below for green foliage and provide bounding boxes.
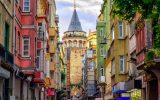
[154,24,160,49]
[146,50,155,61]
[61,71,65,83]
[112,0,160,68]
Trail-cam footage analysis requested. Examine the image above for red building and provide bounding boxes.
[14,0,46,99]
[135,16,160,100]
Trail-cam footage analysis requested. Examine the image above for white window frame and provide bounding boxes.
[111,59,115,76]
[23,0,30,12]
[118,21,123,38]
[119,55,125,73]
[37,49,41,70]
[100,28,103,37]
[111,27,115,40]
[22,37,30,57]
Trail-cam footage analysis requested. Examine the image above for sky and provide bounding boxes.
[56,0,103,39]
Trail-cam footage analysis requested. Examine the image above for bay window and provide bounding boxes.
[22,37,30,57]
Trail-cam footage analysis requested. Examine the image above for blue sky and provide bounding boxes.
[56,0,103,39]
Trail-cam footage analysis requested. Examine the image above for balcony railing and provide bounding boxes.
[63,34,87,38]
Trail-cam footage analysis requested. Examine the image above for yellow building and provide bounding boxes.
[87,31,97,48]
[109,16,129,99]
[47,0,59,99]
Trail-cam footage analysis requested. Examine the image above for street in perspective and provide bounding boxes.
[0,0,160,100]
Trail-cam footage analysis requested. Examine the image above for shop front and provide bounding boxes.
[112,82,128,99]
[125,78,142,100]
[0,66,10,100]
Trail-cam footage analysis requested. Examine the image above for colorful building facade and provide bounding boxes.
[0,0,14,99]
[62,5,87,97]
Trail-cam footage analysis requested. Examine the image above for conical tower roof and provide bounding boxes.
[68,9,83,32]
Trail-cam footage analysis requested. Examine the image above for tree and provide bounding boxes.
[112,0,160,56]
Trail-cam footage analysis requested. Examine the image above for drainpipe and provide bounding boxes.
[12,0,16,97]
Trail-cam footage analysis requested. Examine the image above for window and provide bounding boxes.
[22,37,30,57]
[50,38,54,45]
[100,28,103,37]
[119,55,125,73]
[118,21,123,38]
[111,59,115,75]
[100,46,104,56]
[37,49,41,69]
[23,0,30,12]
[38,23,43,32]
[18,32,20,54]
[130,21,135,36]
[100,66,104,76]
[4,22,10,51]
[74,41,77,47]
[50,53,54,62]
[111,27,115,40]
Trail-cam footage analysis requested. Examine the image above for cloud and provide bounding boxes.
[56,0,103,40]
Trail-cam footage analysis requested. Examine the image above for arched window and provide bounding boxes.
[74,41,77,47]
[79,41,82,47]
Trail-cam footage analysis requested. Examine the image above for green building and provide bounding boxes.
[96,0,110,98]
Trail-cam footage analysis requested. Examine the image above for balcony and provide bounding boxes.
[100,38,107,44]
[98,76,106,86]
[33,71,45,84]
[49,27,56,36]
[50,62,55,71]
[0,44,14,70]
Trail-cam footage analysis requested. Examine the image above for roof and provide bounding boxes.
[68,9,83,32]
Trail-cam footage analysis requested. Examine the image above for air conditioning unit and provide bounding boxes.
[99,76,106,83]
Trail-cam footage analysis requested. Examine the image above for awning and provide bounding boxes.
[0,66,10,79]
[47,88,55,96]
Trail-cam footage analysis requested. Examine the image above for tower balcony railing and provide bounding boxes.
[63,35,87,39]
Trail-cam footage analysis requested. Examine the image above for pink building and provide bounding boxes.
[13,0,45,99]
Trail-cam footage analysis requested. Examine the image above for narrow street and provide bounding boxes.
[0,0,160,100]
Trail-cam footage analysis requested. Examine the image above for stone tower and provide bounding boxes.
[62,1,87,95]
